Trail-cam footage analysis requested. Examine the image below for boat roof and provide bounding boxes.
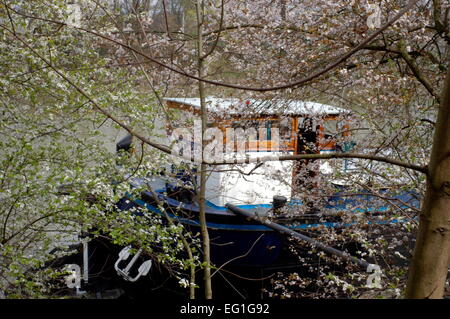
[164,97,349,116]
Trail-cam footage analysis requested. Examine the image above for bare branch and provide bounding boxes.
[0,24,172,156]
[398,40,441,102]
[0,15,428,175]
[161,0,173,40]
[211,234,264,277]
[5,0,420,92]
[201,0,224,60]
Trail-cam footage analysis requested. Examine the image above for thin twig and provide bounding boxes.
[4,0,420,92]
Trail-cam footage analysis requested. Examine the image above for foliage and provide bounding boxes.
[0,0,199,298]
[0,0,448,298]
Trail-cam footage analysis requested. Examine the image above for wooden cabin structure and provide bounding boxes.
[163,97,352,206]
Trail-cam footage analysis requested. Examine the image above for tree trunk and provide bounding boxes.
[196,0,212,299]
[405,67,450,298]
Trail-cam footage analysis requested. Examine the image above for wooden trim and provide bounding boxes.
[166,101,202,115]
[166,100,348,152]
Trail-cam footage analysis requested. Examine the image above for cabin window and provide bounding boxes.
[323,119,338,138]
[279,118,292,142]
[266,121,271,140]
[263,119,292,142]
[323,118,351,138]
[231,120,263,139]
[223,118,295,151]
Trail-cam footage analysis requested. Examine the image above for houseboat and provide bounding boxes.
[54,98,419,298]
[160,97,354,206]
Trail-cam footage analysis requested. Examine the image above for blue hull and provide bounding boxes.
[116,185,420,268]
[117,196,286,266]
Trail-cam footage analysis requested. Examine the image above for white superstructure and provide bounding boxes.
[163,97,350,206]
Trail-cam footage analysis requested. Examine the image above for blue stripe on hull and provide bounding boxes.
[118,192,418,267]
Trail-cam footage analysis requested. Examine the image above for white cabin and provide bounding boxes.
[163,97,352,206]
